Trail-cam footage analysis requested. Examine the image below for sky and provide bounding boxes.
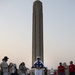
[0,0,75,69]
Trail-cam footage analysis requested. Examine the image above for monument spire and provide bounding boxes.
[32,0,43,64]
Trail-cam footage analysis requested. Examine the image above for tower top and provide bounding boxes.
[33,0,42,5]
[35,0,41,1]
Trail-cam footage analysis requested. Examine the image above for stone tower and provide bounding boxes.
[32,0,43,64]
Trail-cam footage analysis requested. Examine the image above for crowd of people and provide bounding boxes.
[57,61,75,75]
[49,61,75,75]
[0,56,30,75]
[0,56,75,75]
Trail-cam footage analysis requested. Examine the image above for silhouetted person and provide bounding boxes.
[69,61,75,75]
[32,56,45,75]
[63,62,69,75]
[26,68,30,75]
[44,67,47,75]
[57,62,65,75]
[8,62,13,75]
[54,70,57,75]
[19,62,27,75]
[9,63,19,75]
[14,65,19,75]
[1,56,9,75]
[50,68,54,75]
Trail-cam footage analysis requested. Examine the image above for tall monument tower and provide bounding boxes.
[32,0,43,64]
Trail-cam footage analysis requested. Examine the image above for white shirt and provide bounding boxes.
[11,66,15,73]
[50,69,54,74]
[1,61,8,73]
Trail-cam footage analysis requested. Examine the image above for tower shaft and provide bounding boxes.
[32,0,43,64]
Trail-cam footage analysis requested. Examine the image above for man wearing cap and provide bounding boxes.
[1,56,9,75]
[32,56,45,75]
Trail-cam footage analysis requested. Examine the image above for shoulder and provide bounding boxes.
[1,61,8,66]
[40,60,43,63]
[34,60,37,64]
[58,66,60,68]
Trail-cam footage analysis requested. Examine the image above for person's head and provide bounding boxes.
[2,56,9,62]
[9,62,13,67]
[36,56,40,60]
[13,64,17,68]
[51,68,53,70]
[59,62,62,66]
[63,62,66,66]
[70,61,73,64]
[22,62,25,66]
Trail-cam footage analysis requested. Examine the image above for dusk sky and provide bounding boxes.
[0,0,75,69]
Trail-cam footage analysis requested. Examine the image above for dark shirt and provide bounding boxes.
[58,66,65,73]
[69,64,75,72]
